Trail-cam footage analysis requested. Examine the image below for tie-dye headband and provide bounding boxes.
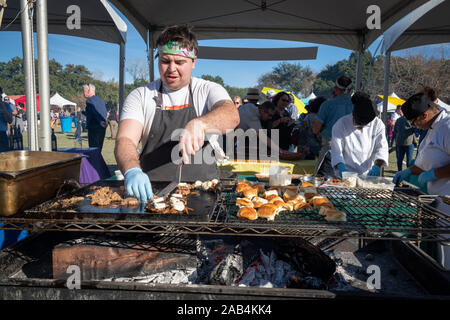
[157,41,196,59]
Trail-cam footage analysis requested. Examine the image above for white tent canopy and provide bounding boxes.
[377,101,397,113]
[49,92,76,108]
[306,92,317,100]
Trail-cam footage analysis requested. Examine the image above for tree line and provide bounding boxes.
[0,48,448,111]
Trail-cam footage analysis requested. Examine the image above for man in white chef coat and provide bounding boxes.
[394,93,450,269]
[331,92,389,178]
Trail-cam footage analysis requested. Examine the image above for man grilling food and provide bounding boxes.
[114,24,240,203]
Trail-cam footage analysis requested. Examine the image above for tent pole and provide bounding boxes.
[382,51,391,125]
[20,0,37,151]
[355,50,363,91]
[148,29,154,82]
[118,40,125,117]
[36,0,51,151]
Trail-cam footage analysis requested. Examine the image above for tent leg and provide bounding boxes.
[148,29,154,82]
[382,51,391,125]
[36,0,51,151]
[355,50,363,91]
[20,0,37,151]
[119,41,125,117]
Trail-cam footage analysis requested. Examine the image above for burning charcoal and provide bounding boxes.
[209,254,243,286]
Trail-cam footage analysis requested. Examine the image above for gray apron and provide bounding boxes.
[139,80,219,182]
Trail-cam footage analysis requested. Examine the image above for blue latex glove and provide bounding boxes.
[393,168,411,185]
[418,169,437,187]
[124,168,153,202]
[336,163,348,179]
[368,165,381,176]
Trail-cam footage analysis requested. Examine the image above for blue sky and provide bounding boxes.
[0,4,448,94]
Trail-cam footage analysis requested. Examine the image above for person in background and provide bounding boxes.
[388,105,402,146]
[266,89,276,102]
[0,88,13,152]
[83,83,108,152]
[286,93,299,121]
[297,97,326,159]
[233,96,242,108]
[392,114,417,171]
[312,75,354,177]
[108,108,119,139]
[270,91,295,151]
[393,93,450,269]
[74,106,83,144]
[331,92,388,178]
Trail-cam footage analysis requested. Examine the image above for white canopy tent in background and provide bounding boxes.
[2,0,127,151]
[380,0,450,124]
[306,92,317,100]
[49,92,76,108]
[110,0,430,89]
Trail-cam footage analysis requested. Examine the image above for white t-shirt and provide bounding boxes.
[391,112,401,122]
[120,77,231,147]
[331,114,389,175]
[415,110,450,196]
[237,103,262,131]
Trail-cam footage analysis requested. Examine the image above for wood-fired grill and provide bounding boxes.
[0,179,448,242]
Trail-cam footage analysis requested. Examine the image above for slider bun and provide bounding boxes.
[263,189,279,198]
[282,202,294,211]
[236,197,254,208]
[257,204,278,220]
[268,196,284,204]
[243,186,259,199]
[304,192,318,201]
[237,207,258,220]
[236,180,252,193]
[252,182,266,193]
[252,197,268,208]
[293,201,312,211]
[310,196,334,209]
[324,210,347,222]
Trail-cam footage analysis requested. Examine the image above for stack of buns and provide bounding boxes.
[235,179,346,222]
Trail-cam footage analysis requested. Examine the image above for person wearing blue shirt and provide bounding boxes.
[312,76,354,177]
[83,84,107,152]
[0,88,13,152]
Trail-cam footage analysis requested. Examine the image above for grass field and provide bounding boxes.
[21,124,409,178]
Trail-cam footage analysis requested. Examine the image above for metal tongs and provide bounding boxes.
[208,134,229,165]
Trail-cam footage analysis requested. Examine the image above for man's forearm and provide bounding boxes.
[198,100,239,134]
[114,137,141,174]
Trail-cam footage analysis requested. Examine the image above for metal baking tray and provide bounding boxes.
[25,180,218,222]
[0,151,83,216]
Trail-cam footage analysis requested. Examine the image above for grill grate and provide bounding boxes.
[0,182,449,241]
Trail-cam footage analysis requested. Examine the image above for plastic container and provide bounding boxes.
[114,170,124,181]
[269,165,292,186]
[60,117,73,133]
[357,176,395,190]
[342,172,358,187]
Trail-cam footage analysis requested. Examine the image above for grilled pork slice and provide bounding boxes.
[237,207,258,220]
[242,186,258,199]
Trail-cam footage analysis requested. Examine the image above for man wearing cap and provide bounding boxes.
[393,93,450,269]
[115,25,239,202]
[312,76,354,177]
[331,92,388,178]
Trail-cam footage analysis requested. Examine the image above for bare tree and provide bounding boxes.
[126,58,149,84]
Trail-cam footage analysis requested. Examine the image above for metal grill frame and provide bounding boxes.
[0,184,449,242]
